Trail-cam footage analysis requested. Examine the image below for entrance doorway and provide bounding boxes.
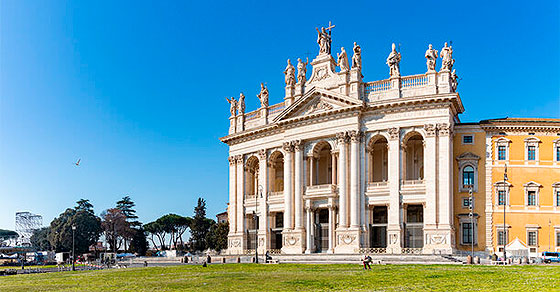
[404,205,423,248]
[314,209,329,253]
[369,206,387,248]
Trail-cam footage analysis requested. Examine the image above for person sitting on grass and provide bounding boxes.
[362,255,372,270]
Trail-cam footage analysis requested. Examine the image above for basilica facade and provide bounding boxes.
[220,26,560,256]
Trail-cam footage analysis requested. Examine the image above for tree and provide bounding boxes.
[207,222,228,252]
[144,221,166,250]
[155,214,191,249]
[129,227,148,256]
[30,227,52,251]
[75,199,94,214]
[189,198,213,252]
[100,208,129,252]
[116,196,140,227]
[0,229,18,244]
[48,200,102,254]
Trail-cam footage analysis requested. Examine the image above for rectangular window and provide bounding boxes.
[527,191,536,206]
[462,223,473,244]
[498,190,506,205]
[557,232,560,247]
[462,198,471,208]
[557,146,560,161]
[463,135,473,144]
[498,146,506,160]
[527,146,536,160]
[557,191,560,207]
[527,231,537,246]
[498,230,508,245]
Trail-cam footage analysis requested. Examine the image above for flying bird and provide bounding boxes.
[75,159,81,166]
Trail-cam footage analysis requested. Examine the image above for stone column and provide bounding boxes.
[235,155,245,234]
[349,131,361,229]
[331,151,337,184]
[336,132,349,228]
[309,156,314,186]
[423,124,438,254]
[282,142,294,230]
[258,149,268,253]
[327,203,335,253]
[387,128,402,253]
[436,123,454,253]
[305,205,312,254]
[228,156,237,235]
[294,140,304,230]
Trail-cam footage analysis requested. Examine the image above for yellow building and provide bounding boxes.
[454,118,560,257]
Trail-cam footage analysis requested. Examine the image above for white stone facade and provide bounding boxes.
[221,29,463,255]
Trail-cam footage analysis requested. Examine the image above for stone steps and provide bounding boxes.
[271,254,462,265]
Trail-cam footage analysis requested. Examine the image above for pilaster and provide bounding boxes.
[432,123,454,254]
[422,124,439,254]
[258,149,269,253]
[387,127,402,253]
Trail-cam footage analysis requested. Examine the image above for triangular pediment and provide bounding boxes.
[273,87,363,123]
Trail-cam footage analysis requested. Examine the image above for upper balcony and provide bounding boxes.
[304,184,337,199]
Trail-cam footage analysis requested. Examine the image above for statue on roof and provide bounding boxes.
[351,42,362,70]
[440,42,455,71]
[238,93,245,114]
[337,47,349,72]
[451,69,459,92]
[297,58,308,84]
[425,44,438,72]
[316,22,334,55]
[386,43,401,77]
[257,83,269,108]
[284,59,296,87]
[225,96,238,116]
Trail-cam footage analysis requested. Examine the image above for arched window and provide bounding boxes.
[462,166,474,188]
[404,133,424,181]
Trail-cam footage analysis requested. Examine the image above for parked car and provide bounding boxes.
[541,252,560,263]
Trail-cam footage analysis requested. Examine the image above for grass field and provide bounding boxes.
[0,263,558,291]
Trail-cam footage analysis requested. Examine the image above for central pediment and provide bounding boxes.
[273,87,363,123]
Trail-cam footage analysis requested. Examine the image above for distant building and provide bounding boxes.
[216,211,228,224]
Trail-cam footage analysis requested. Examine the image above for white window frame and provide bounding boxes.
[456,152,480,193]
[523,181,542,207]
[524,137,541,162]
[553,182,560,207]
[494,181,512,206]
[555,227,560,250]
[462,134,474,145]
[459,215,478,245]
[497,226,509,246]
[495,137,511,161]
[553,139,560,163]
[526,229,538,247]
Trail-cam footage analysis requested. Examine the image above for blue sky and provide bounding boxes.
[0,1,558,230]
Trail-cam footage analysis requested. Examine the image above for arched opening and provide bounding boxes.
[269,151,284,193]
[245,156,259,198]
[462,165,474,188]
[404,133,424,181]
[368,136,388,183]
[311,142,333,185]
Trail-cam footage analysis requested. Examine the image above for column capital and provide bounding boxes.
[424,124,437,137]
[349,130,364,143]
[292,139,304,151]
[336,131,349,144]
[387,127,400,140]
[258,149,267,160]
[228,156,236,165]
[282,142,294,152]
[437,123,452,136]
[235,154,244,164]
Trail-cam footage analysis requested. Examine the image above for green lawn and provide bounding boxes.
[0,264,558,291]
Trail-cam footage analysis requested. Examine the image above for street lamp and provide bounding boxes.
[502,165,508,262]
[254,185,263,264]
[72,224,76,271]
[469,187,474,260]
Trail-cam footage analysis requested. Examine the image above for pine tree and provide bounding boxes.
[189,198,212,252]
[116,196,140,227]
